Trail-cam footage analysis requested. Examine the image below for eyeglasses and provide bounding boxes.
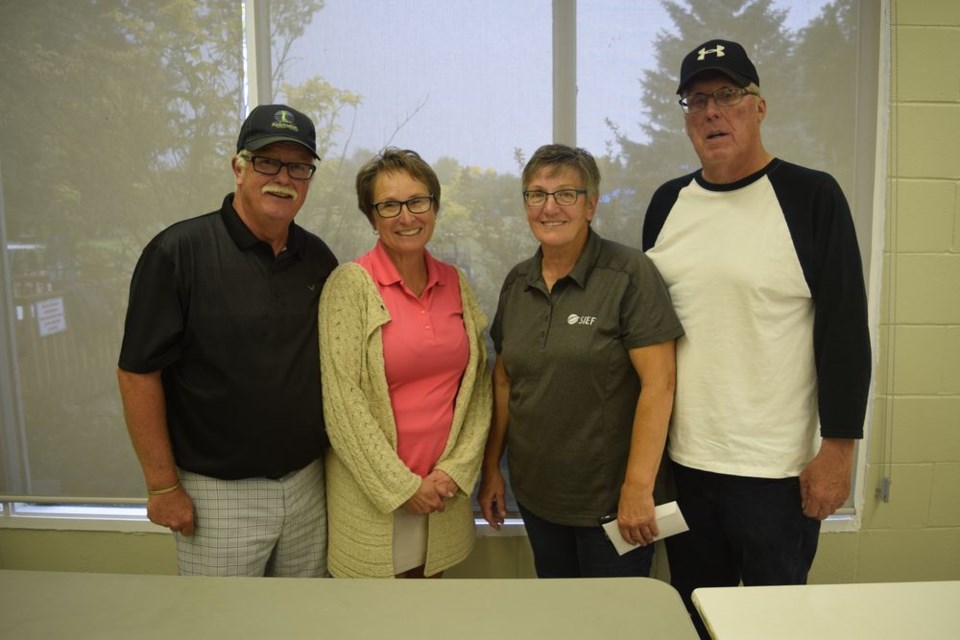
[244,155,317,180]
[373,195,435,218]
[522,189,587,207]
[678,87,759,114]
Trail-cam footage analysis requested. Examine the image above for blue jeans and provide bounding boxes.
[518,502,654,578]
[665,462,821,638]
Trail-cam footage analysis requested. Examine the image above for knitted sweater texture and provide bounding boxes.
[319,262,492,577]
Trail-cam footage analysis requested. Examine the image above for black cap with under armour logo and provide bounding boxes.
[677,40,759,95]
[236,104,320,160]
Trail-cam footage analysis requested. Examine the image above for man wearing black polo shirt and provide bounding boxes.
[117,104,338,577]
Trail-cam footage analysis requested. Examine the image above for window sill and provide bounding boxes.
[0,504,530,535]
[2,508,858,535]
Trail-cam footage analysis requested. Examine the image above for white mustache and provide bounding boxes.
[262,185,298,198]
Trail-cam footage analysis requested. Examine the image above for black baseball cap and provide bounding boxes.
[677,40,759,95]
[236,104,320,160]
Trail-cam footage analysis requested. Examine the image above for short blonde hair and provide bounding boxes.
[355,148,441,223]
[521,144,601,197]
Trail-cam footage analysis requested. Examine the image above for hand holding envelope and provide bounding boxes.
[601,501,689,556]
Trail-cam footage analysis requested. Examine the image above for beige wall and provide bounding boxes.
[2,0,959,582]
[829,0,960,584]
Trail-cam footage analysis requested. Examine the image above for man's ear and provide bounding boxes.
[756,97,767,123]
[231,156,244,183]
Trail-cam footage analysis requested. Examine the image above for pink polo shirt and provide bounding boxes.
[356,242,469,477]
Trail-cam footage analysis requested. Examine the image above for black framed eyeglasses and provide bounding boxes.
[522,189,587,207]
[678,87,759,114]
[244,154,317,180]
[373,195,435,218]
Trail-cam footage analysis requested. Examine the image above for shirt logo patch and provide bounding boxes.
[567,313,597,326]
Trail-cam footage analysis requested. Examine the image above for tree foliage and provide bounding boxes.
[606,0,859,232]
[0,0,346,496]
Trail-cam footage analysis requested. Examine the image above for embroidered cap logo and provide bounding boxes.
[697,44,726,61]
[272,109,299,133]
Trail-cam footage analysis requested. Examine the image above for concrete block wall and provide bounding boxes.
[810,0,960,584]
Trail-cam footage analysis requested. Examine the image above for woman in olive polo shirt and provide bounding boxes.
[478,144,683,578]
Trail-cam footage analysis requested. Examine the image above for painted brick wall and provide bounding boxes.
[813,0,960,584]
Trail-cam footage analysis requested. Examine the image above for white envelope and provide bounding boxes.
[601,501,689,556]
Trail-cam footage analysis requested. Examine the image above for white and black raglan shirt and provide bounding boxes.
[642,159,871,478]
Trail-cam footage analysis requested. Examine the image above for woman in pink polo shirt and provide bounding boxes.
[319,148,492,578]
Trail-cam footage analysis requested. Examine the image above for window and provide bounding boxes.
[0,0,245,501]
[0,0,880,526]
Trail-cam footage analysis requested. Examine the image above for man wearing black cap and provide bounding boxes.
[117,105,338,576]
[642,40,871,635]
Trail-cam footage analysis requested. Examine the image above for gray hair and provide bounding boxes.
[521,144,601,197]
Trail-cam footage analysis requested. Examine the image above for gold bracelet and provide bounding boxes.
[147,481,181,496]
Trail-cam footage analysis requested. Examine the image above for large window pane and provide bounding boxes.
[273,0,550,302]
[271,0,553,515]
[579,0,874,265]
[0,0,877,512]
[0,0,244,498]
[576,0,876,511]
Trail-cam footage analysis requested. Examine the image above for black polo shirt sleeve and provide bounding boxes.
[118,235,188,373]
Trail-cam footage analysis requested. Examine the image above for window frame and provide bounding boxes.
[0,0,886,536]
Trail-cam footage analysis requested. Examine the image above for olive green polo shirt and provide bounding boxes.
[491,229,683,526]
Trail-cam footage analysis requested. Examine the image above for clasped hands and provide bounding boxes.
[403,469,458,515]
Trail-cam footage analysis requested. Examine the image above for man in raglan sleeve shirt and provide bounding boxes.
[642,39,871,638]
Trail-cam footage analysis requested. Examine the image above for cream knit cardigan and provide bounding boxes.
[319,262,492,578]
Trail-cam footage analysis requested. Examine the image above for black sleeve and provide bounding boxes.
[642,175,691,251]
[117,239,186,373]
[773,163,872,439]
